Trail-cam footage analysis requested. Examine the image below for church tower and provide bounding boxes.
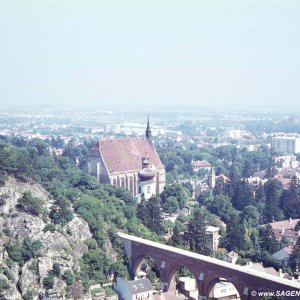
[146,115,152,140]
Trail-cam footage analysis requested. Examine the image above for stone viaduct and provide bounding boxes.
[118,232,300,300]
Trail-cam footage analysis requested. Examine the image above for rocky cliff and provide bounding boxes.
[0,177,93,300]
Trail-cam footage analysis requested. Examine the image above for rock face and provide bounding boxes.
[0,177,93,300]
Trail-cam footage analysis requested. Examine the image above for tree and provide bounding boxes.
[22,291,34,300]
[281,176,300,219]
[225,213,246,252]
[161,184,189,210]
[0,278,9,294]
[202,194,237,224]
[188,208,208,255]
[231,179,255,210]
[147,196,163,235]
[22,238,42,262]
[242,205,259,229]
[137,198,150,226]
[50,197,73,225]
[263,179,284,222]
[63,270,75,286]
[17,191,44,216]
[43,273,54,289]
[213,177,226,196]
[172,221,187,247]
[163,196,179,215]
[259,224,280,254]
[52,263,61,277]
[290,236,300,271]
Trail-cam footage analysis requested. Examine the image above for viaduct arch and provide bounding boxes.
[118,232,300,300]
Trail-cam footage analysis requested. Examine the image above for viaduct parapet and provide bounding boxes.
[118,232,300,300]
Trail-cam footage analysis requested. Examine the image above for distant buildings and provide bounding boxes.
[267,218,300,244]
[205,226,220,252]
[272,136,300,154]
[208,279,240,300]
[191,160,212,172]
[88,118,166,200]
[272,246,293,266]
[226,251,239,264]
[274,155,299,169]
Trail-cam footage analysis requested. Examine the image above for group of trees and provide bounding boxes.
[157,142,271,184]
[157,137,300,271]
[0,138,159,292]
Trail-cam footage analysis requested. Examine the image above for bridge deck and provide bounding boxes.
[118,232,300,290]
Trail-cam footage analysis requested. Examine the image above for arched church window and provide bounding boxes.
[139,186,142,194]
[121,178,125,188]
[147,186,151,194]
[129,177,133,193]
[112,179,117,186]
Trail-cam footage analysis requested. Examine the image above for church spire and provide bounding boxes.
[146,115,152,140]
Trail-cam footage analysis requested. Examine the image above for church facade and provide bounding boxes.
[88,119,166,199]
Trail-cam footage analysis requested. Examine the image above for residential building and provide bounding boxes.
[205,226,220,252]
[114,277,153,300]
[272,246,293,266]
[208,279,240,300]
[226,251,239,264]
[177,277,198,300]
[266,218,300,244]
[272,136,300,154]
[191,160,212,172]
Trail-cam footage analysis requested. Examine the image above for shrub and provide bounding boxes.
[17,191,44,216]
[43,224,56,233]
[62,270,74,286]
[43,273,54,289]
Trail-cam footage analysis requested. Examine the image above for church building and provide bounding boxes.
[88,118,166,200]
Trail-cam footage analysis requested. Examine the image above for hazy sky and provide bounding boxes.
[0,1,299,111]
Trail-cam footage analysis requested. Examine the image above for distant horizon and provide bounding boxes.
[1,101,299,116]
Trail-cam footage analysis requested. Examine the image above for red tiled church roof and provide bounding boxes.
[96,137,164,174]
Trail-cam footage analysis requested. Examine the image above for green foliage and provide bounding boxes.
[281,176,300,219]
[259,224,280,254]
[43,223,56,233]
[162,196,179,215]
[161,184,189,210]
[22,290,34,300]
[22,238,43,262]
[74,194,106,246]
[79,249,113,286]
[200,194,236,224]
[290,236,300,271]
[263,179,284,222]
[49,197,73,226]
[188,208,209,255]
[225,213,247,253]
[43,272,54,289]
[62,270,75,286]
[137,196,163,235]
[0,278,9,293]
[52,263,61,277]
[6,238,42,266]
[231,179,255,210]
[17,191,44,216]
[0,194,8,206]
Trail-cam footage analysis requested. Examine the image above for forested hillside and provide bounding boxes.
[0,139,159,299]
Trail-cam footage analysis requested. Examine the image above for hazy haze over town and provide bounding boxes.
[0,0,300,113]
